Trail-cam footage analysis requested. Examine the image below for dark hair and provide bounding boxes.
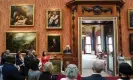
[119,63,133,75]
[30,59,39,71]
[42,51,46,57]
[6,55,15,64]
[1,51,5,57]
[26,50,31,55]
[16,51,21,58]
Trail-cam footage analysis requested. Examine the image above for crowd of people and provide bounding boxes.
[0,49,133,80]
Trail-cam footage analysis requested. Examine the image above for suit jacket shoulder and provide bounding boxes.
[83,74,106,80]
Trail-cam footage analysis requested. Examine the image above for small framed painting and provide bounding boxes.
[50,59,63,75]
[129,33,133,54]
[47,34,61,53]
[128,9,133,29]
[10,4,34,26]
[46,9,62,29]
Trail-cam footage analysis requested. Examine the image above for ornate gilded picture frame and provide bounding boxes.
[46,9,62,29]
[50,59,63,75]
[10,4,34,26]
[6,31,37,53]
[128,9,133,29]
[47,34,62,53]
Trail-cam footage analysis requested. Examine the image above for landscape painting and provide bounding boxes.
[6,32,37,53]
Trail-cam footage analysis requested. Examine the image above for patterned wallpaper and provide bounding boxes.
[0,0,133,58]
[121,0,133,57]
[0,0,71,57]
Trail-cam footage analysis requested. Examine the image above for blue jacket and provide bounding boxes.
[2,63,24,80]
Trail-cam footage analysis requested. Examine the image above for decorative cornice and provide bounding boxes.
[82,6,112,15]
[66,0,124,8]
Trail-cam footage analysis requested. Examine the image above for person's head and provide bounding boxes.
[6,55,15,64]
[66,61,70,66]
[1,51,5,56]
[119,63,133,76]
[26,50,32,56]
[5,50,10,55]
[66,45,70,50]
[32,50,36,55]
[119,51,122,56]
[16,51,21,58]
[43,62,53,72]
[65,64,79,79]
[42,51,46,57]
[53,11,57,15]
[92,60,104,73]
[30,59,39,71]
[53,38,56,42]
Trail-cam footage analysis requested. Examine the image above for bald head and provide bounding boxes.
[92,60,104,73]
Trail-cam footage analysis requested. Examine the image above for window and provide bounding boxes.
[107,37,113,52]
[85,36,91,53]
[97,36,102,52]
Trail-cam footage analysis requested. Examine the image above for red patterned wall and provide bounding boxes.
[121,0,133,57]
[0,0,133,58]
[0,0,71,57]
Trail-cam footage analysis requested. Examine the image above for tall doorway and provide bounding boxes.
[78,17,118,76]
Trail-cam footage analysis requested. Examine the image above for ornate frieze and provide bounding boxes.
[82,6,112,15]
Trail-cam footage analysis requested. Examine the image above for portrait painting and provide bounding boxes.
[47,34,61,53]
[128,9,133,29]
[46,9,62,29]
[10,5,34,26]
[6,32,37,53]
[50,59,62,75]
[129,33,133,54]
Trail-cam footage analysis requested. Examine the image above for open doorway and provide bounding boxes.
[78,17,118,76]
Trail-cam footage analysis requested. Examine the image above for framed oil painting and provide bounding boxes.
[50,59,63,75]
[128,9,133,29]
[46,9,62,29]
[129,33,133,54]
[6,32,37,53]
[10,4,34,26]
[47,34,61,53]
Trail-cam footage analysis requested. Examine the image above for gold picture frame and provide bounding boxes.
[50,59,63,75]
[47,34,62,54]
[46,9,62,29]
[5,31,37,54]
[10,4,34,27]
[128,9,133,29]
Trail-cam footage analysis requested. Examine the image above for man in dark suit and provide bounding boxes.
[2,55,24,80]
[24,50,35,77]
[83,60,106,80]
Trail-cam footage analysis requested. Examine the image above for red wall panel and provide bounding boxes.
[0,0,71,57]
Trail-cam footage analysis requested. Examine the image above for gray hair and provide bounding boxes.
[43,62,53,72]
[92,60,104,73]
[5,50,10,54]
[64,64,78,79]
